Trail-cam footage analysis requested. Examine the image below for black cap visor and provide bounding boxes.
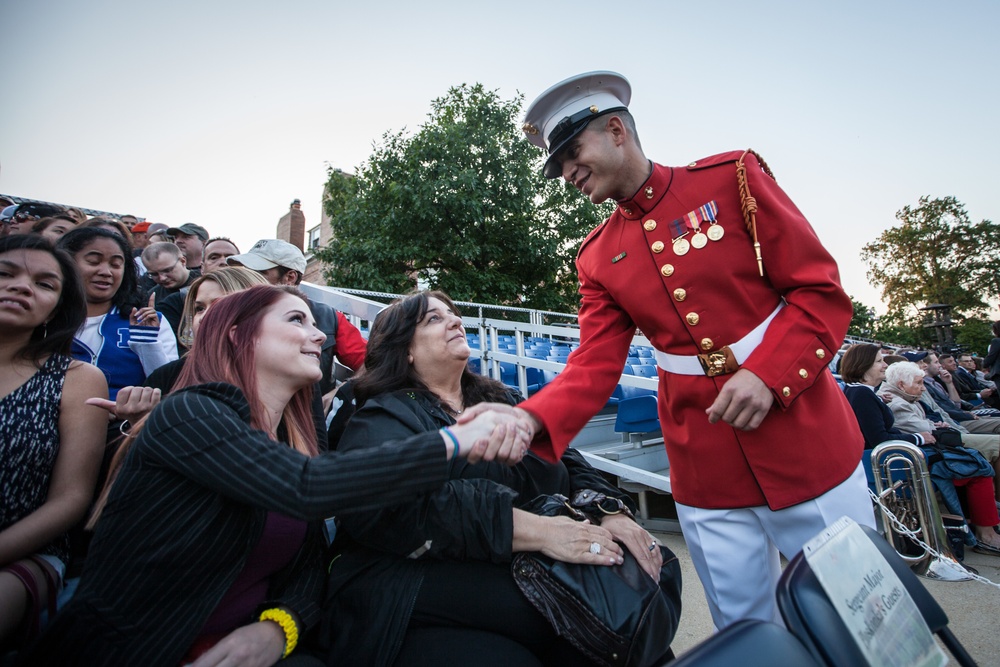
[541,106,626,179]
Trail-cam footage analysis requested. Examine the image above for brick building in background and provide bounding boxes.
[275,198,332,285]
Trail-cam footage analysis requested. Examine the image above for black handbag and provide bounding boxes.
[511,494,682,667]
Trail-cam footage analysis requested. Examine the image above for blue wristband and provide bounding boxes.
[442,427,460,461]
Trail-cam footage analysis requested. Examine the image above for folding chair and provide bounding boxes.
[776,524,976,666]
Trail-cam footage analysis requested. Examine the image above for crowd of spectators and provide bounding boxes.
[839,341,1000,560]
[6,198,999,664]
[4,202,666,666]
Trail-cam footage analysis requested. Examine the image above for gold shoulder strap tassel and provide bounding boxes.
[736,149,774,277]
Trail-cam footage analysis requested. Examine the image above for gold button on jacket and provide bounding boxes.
[660,264,674,277]
[644,220,657,231]
[686,312,699,325]
[700,338,714,351]
[651,241,665,253]
[815,349,825,359]
[673,288,686,301]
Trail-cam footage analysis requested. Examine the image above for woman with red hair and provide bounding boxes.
[24,285,526,667]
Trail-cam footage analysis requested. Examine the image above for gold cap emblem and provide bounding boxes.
[522,122,539,135]
[589,105,599,113]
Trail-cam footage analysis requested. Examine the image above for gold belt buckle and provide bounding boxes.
[697,345,740,377]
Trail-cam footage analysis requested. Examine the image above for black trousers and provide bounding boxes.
[393,559,597,667]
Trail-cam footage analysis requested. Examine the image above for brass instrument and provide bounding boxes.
[870,441,972,581]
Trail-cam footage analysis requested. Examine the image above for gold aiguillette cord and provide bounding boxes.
[736,149,774,278]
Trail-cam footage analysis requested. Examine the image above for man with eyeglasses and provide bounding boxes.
[141,242,196,304]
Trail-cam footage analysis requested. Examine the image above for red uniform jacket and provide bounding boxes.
[521,151,864,510]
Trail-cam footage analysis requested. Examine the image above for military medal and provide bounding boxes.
[707,224,724,241]
[691,228,708,249]
[673,236,690,256]
[682,200,720,247]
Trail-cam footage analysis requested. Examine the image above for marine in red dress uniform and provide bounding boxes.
[526,152,864,510]
[508,71,875,628]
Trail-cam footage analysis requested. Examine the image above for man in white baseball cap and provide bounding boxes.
[228,239,367,397]
[227,239,307,283]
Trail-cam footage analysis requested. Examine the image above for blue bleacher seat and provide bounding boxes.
[632,364,657,378]
[614,396,661,436]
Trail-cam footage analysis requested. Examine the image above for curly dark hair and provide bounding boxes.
[354,290,511,411]
[57,226,143,313]
[0,234,87,363]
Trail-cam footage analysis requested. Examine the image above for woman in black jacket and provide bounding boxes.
[841,343,933,450]
[321,290,669,667]
[21,286,522,667]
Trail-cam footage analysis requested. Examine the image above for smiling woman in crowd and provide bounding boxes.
[321,290,667,667]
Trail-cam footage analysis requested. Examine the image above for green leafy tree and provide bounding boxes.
[955,317,994,356]
[861,196,1000,323]
[847,296,877,339]
[316,83,610,312]
[871,310,927,349]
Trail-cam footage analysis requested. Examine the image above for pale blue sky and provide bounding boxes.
[2,1,997,313]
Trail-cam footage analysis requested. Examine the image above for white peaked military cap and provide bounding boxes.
[522,71,631,178]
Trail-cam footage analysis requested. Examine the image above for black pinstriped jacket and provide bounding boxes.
[22,382,451,667]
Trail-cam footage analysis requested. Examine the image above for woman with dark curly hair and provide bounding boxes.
[57,227,177,400]
[321,290,676,667]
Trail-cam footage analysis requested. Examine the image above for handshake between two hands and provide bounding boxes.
[446,402,542,466]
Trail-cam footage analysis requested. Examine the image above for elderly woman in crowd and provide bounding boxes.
[23,285,525,666]
[0,236,106,649]
[881,360,1000,555]
[840,343,933,449]
[321,290,671,667]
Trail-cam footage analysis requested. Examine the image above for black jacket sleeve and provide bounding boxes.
[136,383,450,520]
[845,386,920,449]
[336,398,517,563]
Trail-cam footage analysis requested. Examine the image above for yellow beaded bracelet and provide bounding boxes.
[259,607,299,658]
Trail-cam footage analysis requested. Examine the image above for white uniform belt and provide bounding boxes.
[654,303,785,375]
